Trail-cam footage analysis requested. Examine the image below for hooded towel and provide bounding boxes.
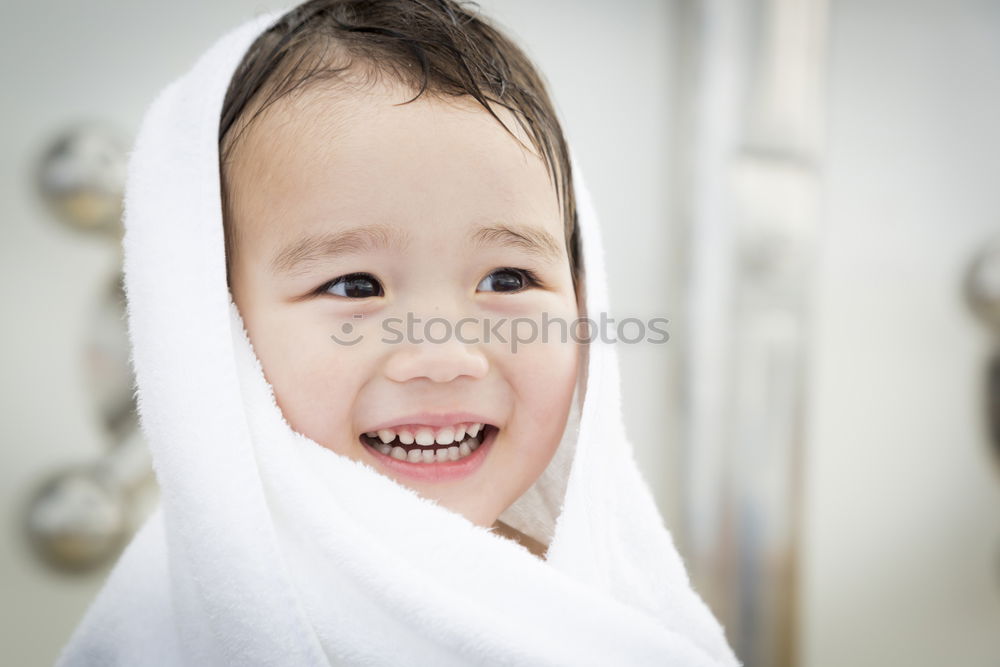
[57,8,740,666]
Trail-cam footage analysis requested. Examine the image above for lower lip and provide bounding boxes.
[360,427,497,483]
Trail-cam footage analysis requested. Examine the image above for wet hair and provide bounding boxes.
[218,0,581,293]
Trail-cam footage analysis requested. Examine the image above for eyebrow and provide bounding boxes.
[270,220,563,276]
[469,223,563,264]
[270,224,411,276]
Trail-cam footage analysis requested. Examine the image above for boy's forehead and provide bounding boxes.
[231,77,544,172]
[226,79,561,248]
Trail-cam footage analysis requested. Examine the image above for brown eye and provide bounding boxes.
[477,268,535,293]
[325,273,384,298]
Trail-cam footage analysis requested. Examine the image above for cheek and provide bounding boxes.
[497,298,582,452]
[242,308,371,451]
[505,338,579,451]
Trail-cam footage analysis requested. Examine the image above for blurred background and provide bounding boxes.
[2,0,999,665]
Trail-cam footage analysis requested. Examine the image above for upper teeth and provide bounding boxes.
[367,422,484,446]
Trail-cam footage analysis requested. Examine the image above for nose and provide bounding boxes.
[383,332,489,384]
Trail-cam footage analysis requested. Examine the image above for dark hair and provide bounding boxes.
[218,0,581,294]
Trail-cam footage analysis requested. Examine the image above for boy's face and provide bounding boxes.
[227,79,580,529]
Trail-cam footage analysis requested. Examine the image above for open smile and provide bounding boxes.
[359,423,498,483]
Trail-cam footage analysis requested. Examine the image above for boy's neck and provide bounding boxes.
[491,519,548,560]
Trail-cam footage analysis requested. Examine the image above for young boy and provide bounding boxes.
[57,2,740,663]
[219,0,582,557]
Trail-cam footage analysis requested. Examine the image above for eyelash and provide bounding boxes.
[315,267,543,298]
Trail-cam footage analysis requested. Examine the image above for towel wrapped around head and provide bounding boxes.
[56,6,740,666]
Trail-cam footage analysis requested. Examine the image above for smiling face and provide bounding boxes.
[225,78,580,529]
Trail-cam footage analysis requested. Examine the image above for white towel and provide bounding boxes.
[56,8,740,666]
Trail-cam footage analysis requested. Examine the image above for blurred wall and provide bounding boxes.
[800,0,1000,665]
[0,2,678,665]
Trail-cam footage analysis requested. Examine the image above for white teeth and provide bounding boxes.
[368,423,493,464]
[375,441,479,463]
[368,423,487,446]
